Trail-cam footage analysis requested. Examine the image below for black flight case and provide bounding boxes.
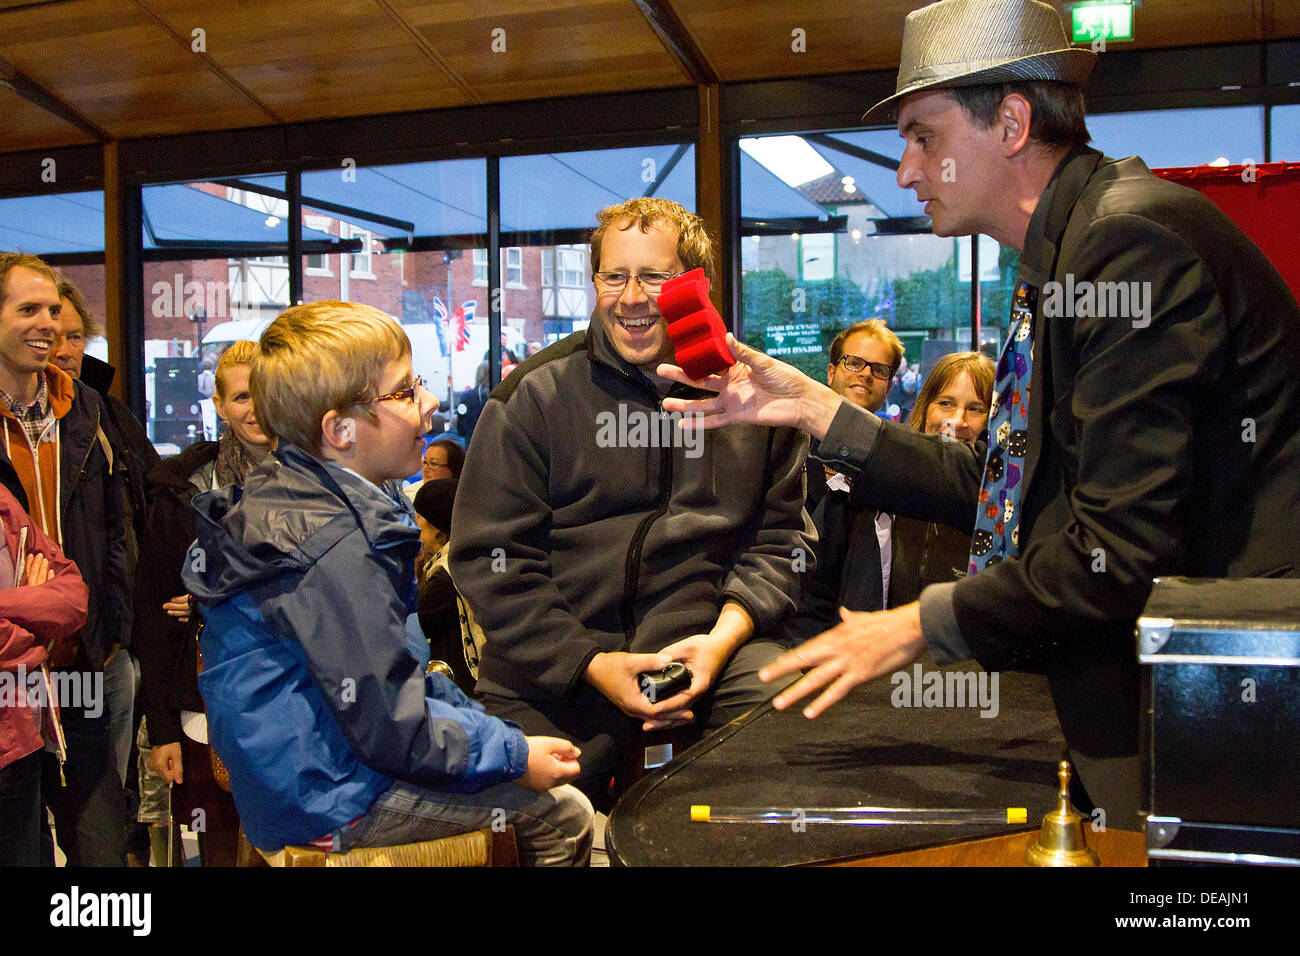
[1137,577,1300,866]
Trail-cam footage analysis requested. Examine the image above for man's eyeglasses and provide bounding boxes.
[358,376,424,406]
[834,355,896,382]
[592,271,683,295]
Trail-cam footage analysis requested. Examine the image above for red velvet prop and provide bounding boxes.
[1153,162,1300,302]
[658,268,735,380]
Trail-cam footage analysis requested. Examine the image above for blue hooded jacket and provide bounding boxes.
[181,443,529,851]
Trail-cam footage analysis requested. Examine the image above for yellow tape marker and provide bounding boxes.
[690,805,711,822]
[1007,807,1027,824]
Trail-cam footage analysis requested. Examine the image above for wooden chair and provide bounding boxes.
[257,825,519,867]
[253,663,520,867]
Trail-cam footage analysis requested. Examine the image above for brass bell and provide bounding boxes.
[1026,760,1100,867]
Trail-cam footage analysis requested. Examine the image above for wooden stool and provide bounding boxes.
[257,825,519,867]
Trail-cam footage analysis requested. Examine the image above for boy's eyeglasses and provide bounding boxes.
[592,271,683,295]
[834,355,896,382]
[359,376,424,406]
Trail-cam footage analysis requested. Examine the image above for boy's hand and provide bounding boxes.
[518,736,582,792]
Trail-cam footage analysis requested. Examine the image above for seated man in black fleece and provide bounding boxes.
[450,197,814,807]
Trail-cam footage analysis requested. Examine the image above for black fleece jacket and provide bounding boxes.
[450,321,815,704]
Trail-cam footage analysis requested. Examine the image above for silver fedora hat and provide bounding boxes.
[863,0,1098,124]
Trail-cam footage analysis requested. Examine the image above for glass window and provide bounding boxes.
[1086,106,1266,168]
[0,190,110,371]
[738,130,994,423]
[500,142,695,358]
[347,225,375,278]
[0,190,105,257]
[1271,104,1300,161]
[506,246,523,286]
[141,175,292,453]
[299,158,489,445]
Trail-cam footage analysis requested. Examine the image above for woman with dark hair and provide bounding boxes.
[422,438,466,483]
[889,351,995,607]
[413,479,483,697]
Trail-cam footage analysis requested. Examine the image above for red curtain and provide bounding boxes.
[1153,163,1300,302]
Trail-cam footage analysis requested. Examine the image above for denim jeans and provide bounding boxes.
[102,648,137,786]
[334,780,593,867]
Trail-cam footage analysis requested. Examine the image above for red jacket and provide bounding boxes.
[0,484,88,772]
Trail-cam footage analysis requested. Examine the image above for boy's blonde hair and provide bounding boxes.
[214,340,259,399]
[251,301,410,455]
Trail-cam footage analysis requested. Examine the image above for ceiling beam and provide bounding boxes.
[0,55,109,141]
[372,0,482,105]
[805,133,900,172]
[130,0,285,125]
[633,0,718,85]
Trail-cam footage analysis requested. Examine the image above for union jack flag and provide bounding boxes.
[433,295,475,351]
[452,300,476,352]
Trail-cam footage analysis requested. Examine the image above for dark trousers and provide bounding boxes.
[172,733,241,867]
[42,705,127,867]
[0,750,45,866]
[481,641,794,811]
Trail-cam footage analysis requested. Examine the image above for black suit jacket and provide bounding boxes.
[823,147,1300,779]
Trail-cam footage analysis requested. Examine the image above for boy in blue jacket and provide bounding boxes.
[182,301,592,864]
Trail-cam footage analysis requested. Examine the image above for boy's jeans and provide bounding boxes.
[334,780,593,866]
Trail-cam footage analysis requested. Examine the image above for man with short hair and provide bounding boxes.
[661,0,1300,825]
[451,198,814,807]
[54,278,159,791]
[787,321,902,644]
[808,319,902,510]
[0,253,130,865]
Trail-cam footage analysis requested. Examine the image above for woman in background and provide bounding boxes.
[889,351,995,608]
[134,341,271,866]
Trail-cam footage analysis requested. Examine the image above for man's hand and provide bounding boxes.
[517,736,582,792]
[150,741,184,784]
[638,633,736,731]
[658,333,843,440]
[760,603,926,718]
[584,651,675,723]
[21,552,52,586]
[163,594,193,623]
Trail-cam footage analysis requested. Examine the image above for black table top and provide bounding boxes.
[607,662,1069,866]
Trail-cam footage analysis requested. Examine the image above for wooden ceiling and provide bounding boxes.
[1,0,1296,154]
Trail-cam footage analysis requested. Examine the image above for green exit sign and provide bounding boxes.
[1070,2,1135,43]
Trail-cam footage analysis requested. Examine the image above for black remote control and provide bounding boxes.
[639,662,692,702]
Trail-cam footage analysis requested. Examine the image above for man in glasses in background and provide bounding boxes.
[808,321,902,511]
[451,197,814,808]
[787,322,903,646]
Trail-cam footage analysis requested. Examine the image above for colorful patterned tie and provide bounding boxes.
[968,280,1037,574]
